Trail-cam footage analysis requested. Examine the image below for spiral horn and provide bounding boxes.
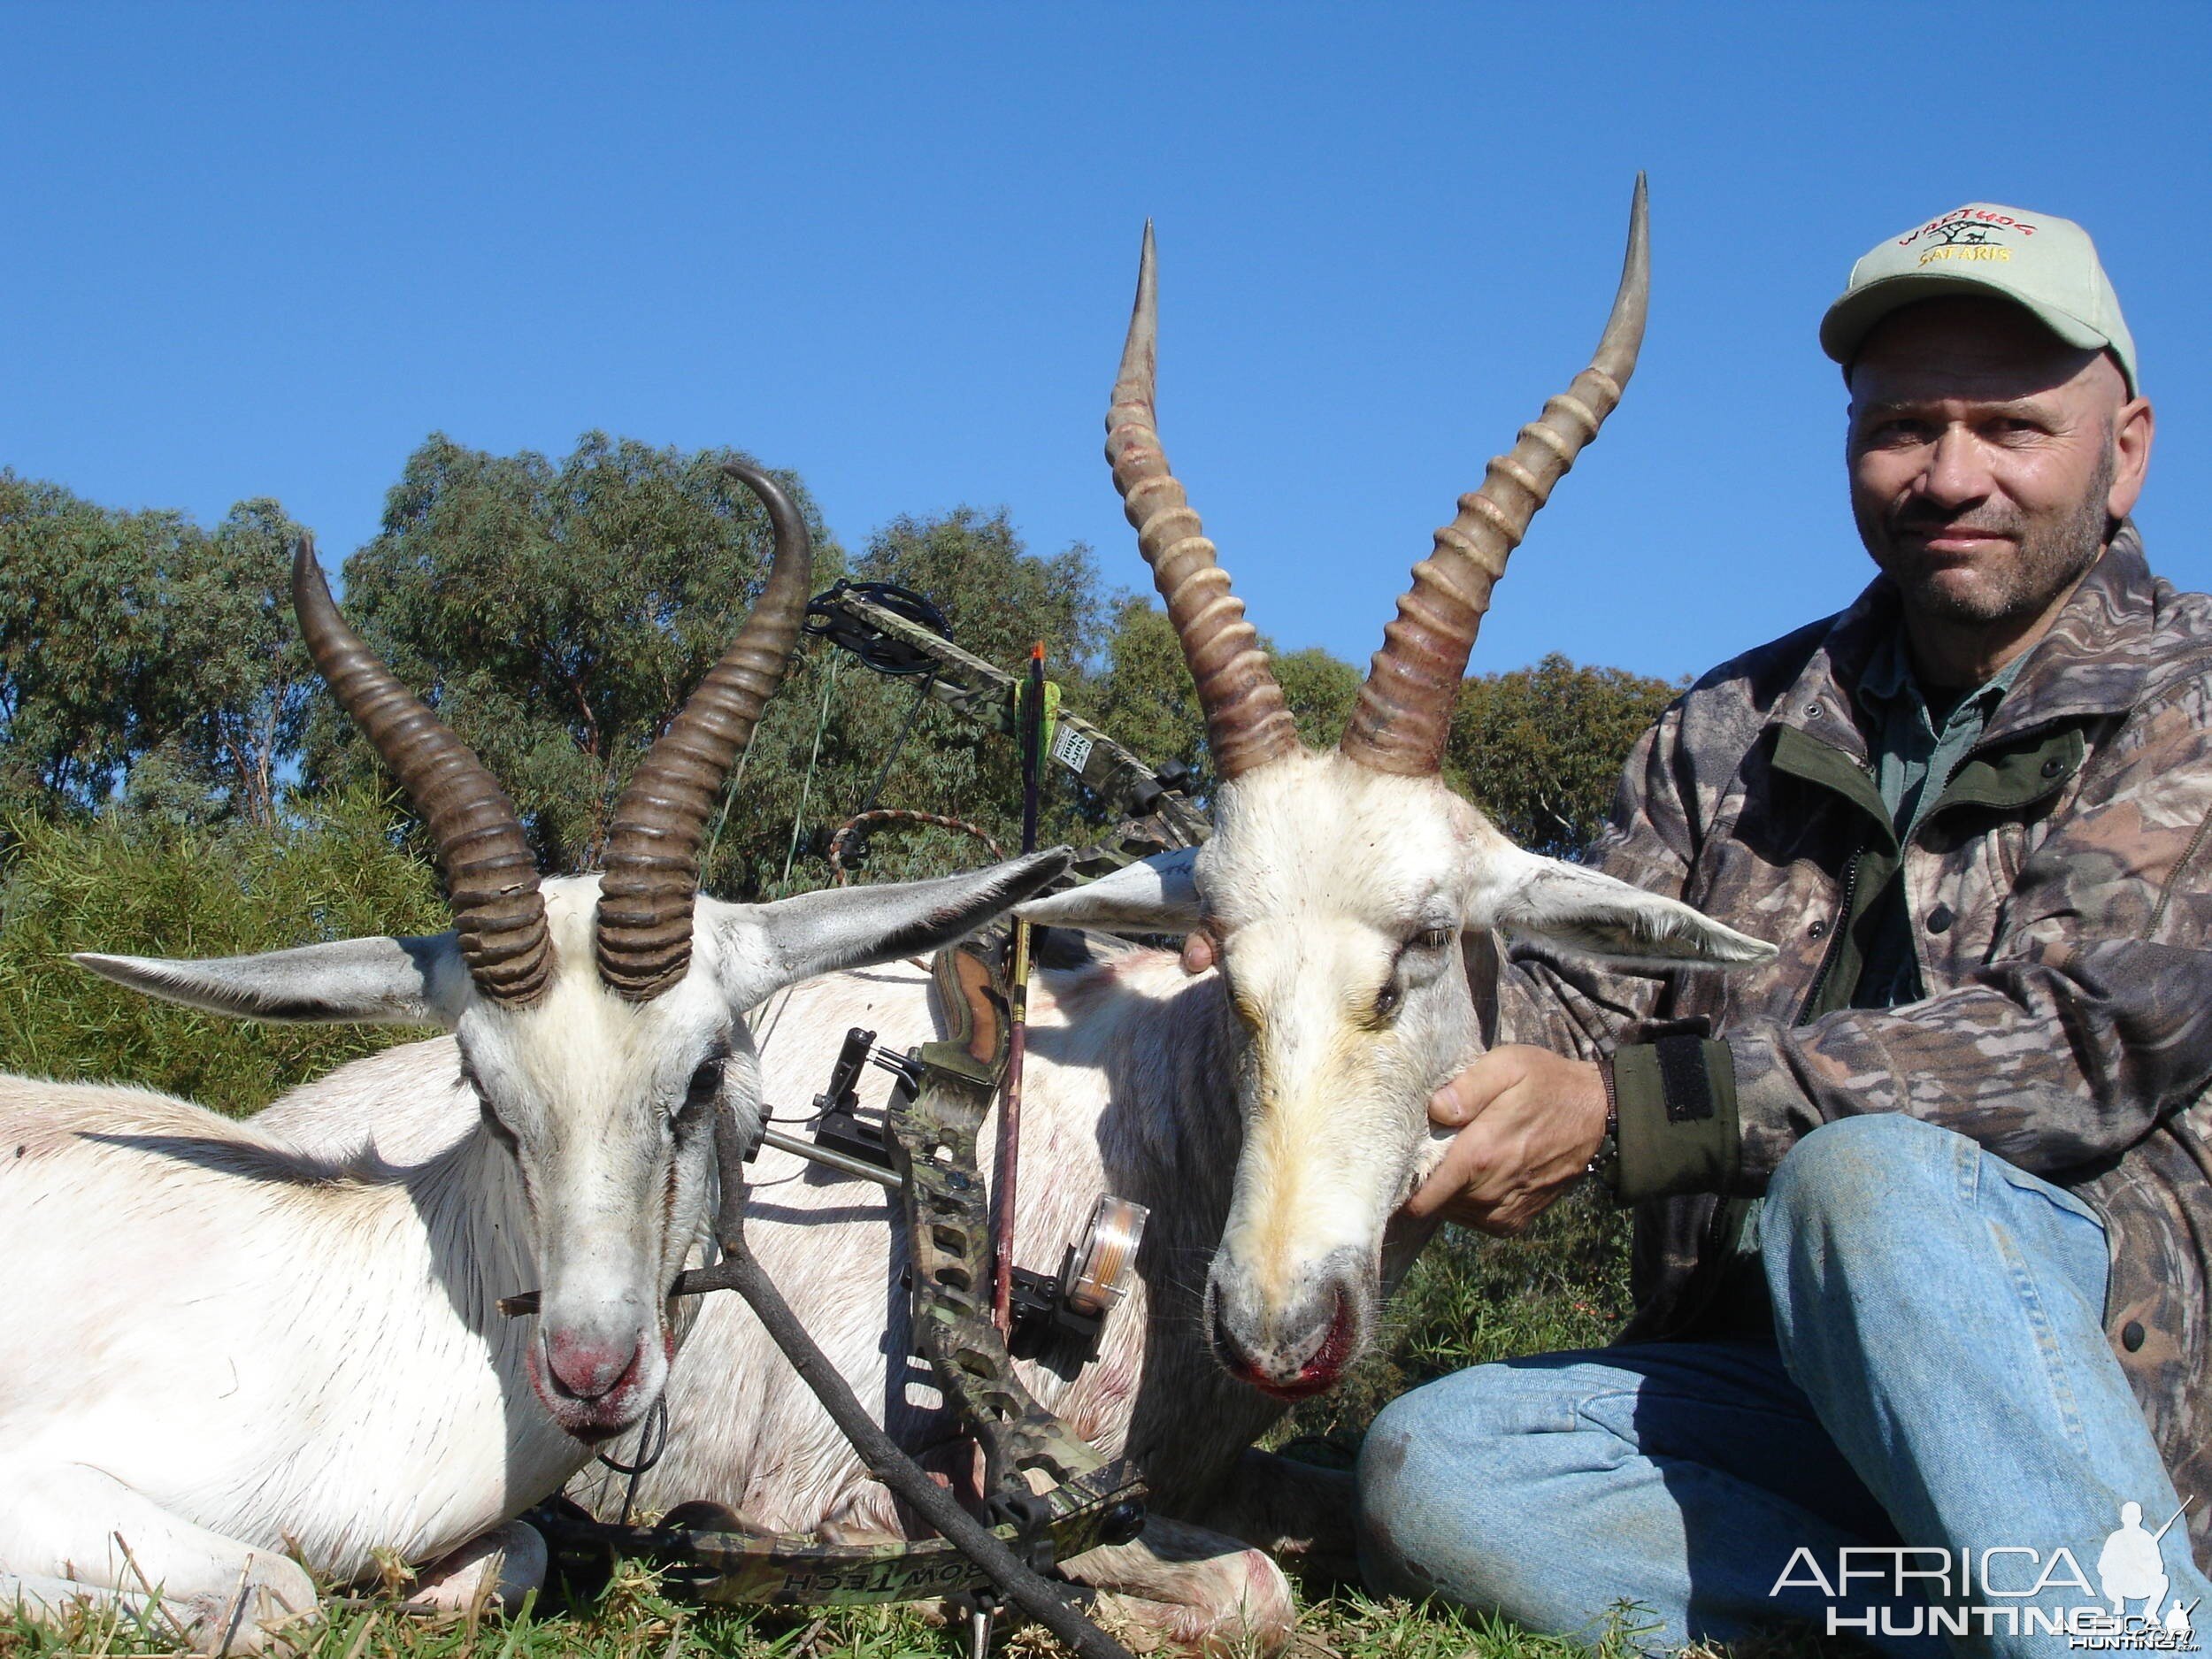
[1338,174,1649,776]
[293,540,552,1005]
[1107,223,1302,782]
[595,460,814,1001]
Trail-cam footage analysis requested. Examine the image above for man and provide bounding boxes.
[1357,202,2212,1655]
[2100,1503,2169,1624]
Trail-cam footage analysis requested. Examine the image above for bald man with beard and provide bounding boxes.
[1362,204,2212,1656]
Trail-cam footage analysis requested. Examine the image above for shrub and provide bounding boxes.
[0,790,446,1115]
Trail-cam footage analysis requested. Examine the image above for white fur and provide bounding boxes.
[1031,751,1769,1397]
[0,858,1061,1650]
[464,948,1309,1649]
[526,752,1768,1649]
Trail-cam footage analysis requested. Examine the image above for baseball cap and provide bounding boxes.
[1820,202,2138,394]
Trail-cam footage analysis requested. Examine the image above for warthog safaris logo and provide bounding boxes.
[1896,204,2044,267]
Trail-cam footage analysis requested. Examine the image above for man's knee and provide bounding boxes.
[1356,1360,1601,1604]
[1763,1115,1990,1379]
[1764,1114,1967,1253]
[1359,1366,1530,1528]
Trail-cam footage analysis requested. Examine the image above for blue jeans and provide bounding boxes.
[1356,1115,2209,1655]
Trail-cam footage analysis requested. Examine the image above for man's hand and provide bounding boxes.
[1408,1046,1609,1235]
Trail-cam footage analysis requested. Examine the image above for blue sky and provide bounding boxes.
[5,4,2207,683]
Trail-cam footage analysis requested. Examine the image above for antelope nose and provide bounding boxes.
[1210,1301,1268,1385]
[542,1330,646,1401]
[1207,1248,1368,1399]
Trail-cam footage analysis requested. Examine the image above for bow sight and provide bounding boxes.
[802,580,1208,873]
[803,580,954,677]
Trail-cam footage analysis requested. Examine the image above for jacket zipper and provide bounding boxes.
[1795,845,1864,1025]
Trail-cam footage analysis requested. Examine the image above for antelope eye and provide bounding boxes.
[684,1058,726,1109]
[1414,926,1455,952]
[1372,981,1403,1021]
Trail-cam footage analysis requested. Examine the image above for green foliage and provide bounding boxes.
[860,509,1107,671]
[142,496,317,828]
[1,450,1675,889]
[309,433,846,881]
[299,446,1118,902]
[0,790,445,1114]
[1080,606,1362,798]
[0,472,306,824]
[1084,595,1206,789]
[1275,645,1363,752]
[1448,654,1683,858]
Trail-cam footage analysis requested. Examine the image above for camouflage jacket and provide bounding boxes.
[1494,526,2212,1565]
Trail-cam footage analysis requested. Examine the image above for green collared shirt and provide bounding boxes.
[1848,632,2029,1008]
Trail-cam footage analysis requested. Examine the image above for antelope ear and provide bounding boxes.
[73,935,470,1025]
[738,849,1073,989]
[1471,848,1775,972]
[1013,847,1202,937]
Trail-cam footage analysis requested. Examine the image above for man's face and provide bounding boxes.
[1847,297,2141,634]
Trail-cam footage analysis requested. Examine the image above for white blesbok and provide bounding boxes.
[0,463,1068,1651]
[541,186,1774,1648]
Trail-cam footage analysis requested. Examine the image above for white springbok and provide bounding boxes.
[541,186,1770,1648]
[0,463,1067,1651]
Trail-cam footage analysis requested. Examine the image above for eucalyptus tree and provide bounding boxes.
[145,497,316,828]
[0,472,305,824]
[308,432,841,880]
[1447,653,1680,858]
[781,508,1112,888]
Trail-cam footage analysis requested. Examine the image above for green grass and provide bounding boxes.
[0,1563,1862,1658]
[0,1577,1727,1659]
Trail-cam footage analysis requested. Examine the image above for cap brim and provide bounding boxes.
[1819,273,2111,366]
